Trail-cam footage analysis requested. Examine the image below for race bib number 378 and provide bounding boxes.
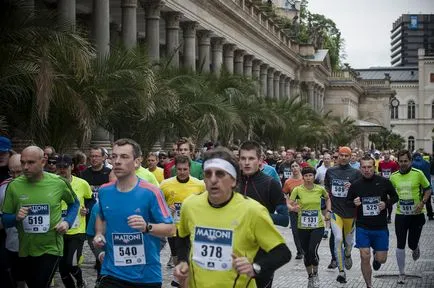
[23,204,50,233]
[193,227,233,271]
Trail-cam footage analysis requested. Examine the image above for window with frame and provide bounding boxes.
[391,105,399,119]
[407,100,415,119]
[408,136,415,152]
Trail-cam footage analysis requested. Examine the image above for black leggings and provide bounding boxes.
[167,236,177,256]
[298,228,324,267]
[98,275,161,288]
[387,202,393,220]
[395,214,426,250]
[59,234,85,288]
[289,212,303,254]
[329,229,336,261]
[22,254,60,288]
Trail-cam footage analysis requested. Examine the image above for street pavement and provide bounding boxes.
[54,213,434,288]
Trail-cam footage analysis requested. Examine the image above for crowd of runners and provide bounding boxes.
[0,135,433,288]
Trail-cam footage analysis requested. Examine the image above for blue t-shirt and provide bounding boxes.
[97,178,172,284]
[262,164,281,186]
[86,204,98,237]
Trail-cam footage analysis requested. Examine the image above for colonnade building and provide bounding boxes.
[31,0,406,151]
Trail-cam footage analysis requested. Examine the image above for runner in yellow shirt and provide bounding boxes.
[174,147,291,288]
[160,155,205,285]
[57,155,92,288]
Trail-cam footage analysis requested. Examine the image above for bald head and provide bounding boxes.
[22,146,44,159]
[8,154,22,178]
[21,146,45,182]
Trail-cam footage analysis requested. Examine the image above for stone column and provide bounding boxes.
[58,0,76,30]
[234,50,245,75]
[267,67,275,98]
[279,75,286,100]
[260,64,269,97]
[143,0,162,62]
[211,37,224,76]
[223,44,236,74]
[93,0,110,58]
[308,82,314,107]
[181,21,197,71]
[121,0,137,49]
[165,11,181,68]
[243,55,254,77]
[285,77,291,99]
[197,30,212,73]
[274,71,281,100]
[252,59,261,80]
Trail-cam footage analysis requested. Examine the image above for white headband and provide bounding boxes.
[203,158,237,179]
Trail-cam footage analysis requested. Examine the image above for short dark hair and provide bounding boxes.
[239,140,262,159]
[301,166,316,176]
[175,155,191,166]
[360,155,375,166]
[90,145,105,156]
[397,149,412,161]
[113,138,142,159]
[202,147,240,182]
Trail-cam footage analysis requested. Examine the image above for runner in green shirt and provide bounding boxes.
[1,146,79,288]
[289,166,331,288]
[389,149,431,284]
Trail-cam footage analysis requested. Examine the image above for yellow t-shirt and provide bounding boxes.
[160,176,205,226]
[178,192,286,288]
[61,176,92,235]
[147,167,164,184]
[135,166,159,187]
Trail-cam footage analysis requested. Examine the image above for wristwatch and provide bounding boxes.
[252,263,261,275]
[146,224,153,233]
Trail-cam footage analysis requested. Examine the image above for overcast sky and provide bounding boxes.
[306,0,434,68]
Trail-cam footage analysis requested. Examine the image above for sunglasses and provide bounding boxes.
[47,160,57,165]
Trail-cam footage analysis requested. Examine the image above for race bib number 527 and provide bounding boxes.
[193,227,233,271]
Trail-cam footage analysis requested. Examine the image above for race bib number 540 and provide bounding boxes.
[23,204,50,233]
[193,227,233,271]
[112,233,145,266]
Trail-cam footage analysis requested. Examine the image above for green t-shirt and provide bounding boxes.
[171,160,203,180]
[290,184,328,229]
[389,168,430,215]
[2,172,77,257]
[61,176,92,235]
[135,166,160,187]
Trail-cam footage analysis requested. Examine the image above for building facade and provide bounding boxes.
[391,14,434,66]
[357,49,434,154]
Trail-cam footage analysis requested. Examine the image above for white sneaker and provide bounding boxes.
[397,274,405,284]
[307,277,314,288]
[312,274,320,288]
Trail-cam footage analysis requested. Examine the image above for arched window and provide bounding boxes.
[391,106,398,119]
[408,136,415,152]
[407,100,415,119]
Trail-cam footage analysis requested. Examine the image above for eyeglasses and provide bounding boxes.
[47,160,57,165]
[204,170,229,179]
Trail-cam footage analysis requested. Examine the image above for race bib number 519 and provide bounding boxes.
[23,204,50,233]
[193,227,233,271]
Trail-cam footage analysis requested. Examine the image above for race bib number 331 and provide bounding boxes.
[112,233,145,266]
[193,227,233,271]
[23,204,50,233]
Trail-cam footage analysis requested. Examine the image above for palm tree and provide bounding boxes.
[0,0,98,150]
